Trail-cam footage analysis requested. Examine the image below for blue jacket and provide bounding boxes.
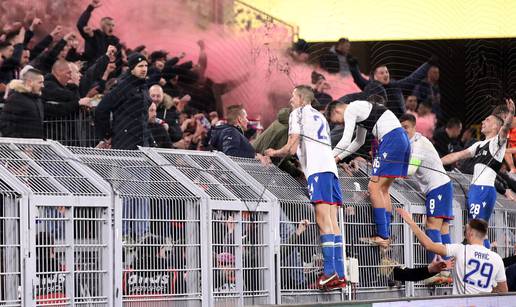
[209,124,255,158]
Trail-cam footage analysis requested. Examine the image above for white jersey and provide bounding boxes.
[408,132,450,194]
[289,105,338,178]
[466,135,506,186]
[446,243,506,295]
[333,100,401,160]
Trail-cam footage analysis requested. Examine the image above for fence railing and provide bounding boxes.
[0,137,514,306]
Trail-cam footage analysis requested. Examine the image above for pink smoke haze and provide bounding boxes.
[2,0,360,124]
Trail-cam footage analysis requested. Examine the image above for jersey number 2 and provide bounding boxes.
[313,115,328,140]
[463,259,493,289]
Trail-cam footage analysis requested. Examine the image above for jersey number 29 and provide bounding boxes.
[463,259,493,289]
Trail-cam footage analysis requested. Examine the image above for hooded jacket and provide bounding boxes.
[252,108,290,153]
[0,80,45,138]
[156,93,183,142]
[209,124,255,158]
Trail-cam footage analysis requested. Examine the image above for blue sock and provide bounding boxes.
[483,238,491,249]
[373,208,388,239]
[321,234,335,276]
[385,211,392,238]
[441,233,451,260]
[334,235,345,279]
[425,229,442,263]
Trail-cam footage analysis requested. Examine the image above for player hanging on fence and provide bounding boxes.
[264,85,346,290]
[441,99,515,248]
[400,113,454,284]
[327,96,410,248]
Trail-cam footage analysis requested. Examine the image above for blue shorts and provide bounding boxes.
[372,128,411,177]
[467,185,496,221]
[307,172,343,206]
[426,181,454,221]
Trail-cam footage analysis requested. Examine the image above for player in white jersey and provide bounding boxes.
[264,85,345,290]
[441,99,515,248]
[327,96,410,247]
[397,208,508,294]
[400,114,454,269]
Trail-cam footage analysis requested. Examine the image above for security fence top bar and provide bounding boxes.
[67,146,200,199]
[230,156,312,203]
[146,148,277,209]
[0,138,109,198]
[0,178,19,195]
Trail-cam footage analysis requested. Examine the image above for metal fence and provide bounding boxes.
[231,156,347,305]
[44,109,98,148]
[144,149,277,307]
[0,180,22,307]
[0,138,113,307]
[0,139,514,306]
[66,147,206,307]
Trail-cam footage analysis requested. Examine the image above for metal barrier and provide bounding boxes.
[230,156,348,304]
[0,138,113,307]
[338,167,407,300]
[67,147,206,307]
[0,179,23,306]
[144,149,277,307]
[44,109,97,148]
[0,139,514,306]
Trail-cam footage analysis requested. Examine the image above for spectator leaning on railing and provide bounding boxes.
[208,104,270,164]
[41,60,91,118]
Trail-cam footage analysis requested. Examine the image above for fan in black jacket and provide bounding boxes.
[76,0,120,67]
[95,53,152,150]
[0,69,45,138]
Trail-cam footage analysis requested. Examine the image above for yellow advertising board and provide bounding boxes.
[244,0,516,41]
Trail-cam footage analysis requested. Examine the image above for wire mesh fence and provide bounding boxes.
[44,109,97,148]
[231,157,346,304]
[0,139,113,307]
[68,147,204,307]
[0,185,22,307]
[0,139,513,306]
[146,149,277,306]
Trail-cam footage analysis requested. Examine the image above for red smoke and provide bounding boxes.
[3,0,360,125]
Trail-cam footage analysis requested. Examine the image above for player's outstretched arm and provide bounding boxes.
[498,99,515,144]
[441,148,472,166]
[396,208,447,256]
[264,134,300,158]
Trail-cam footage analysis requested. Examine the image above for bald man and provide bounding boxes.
[148,84,184,142]
[42,60,90,118]
[149,84,164,105]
